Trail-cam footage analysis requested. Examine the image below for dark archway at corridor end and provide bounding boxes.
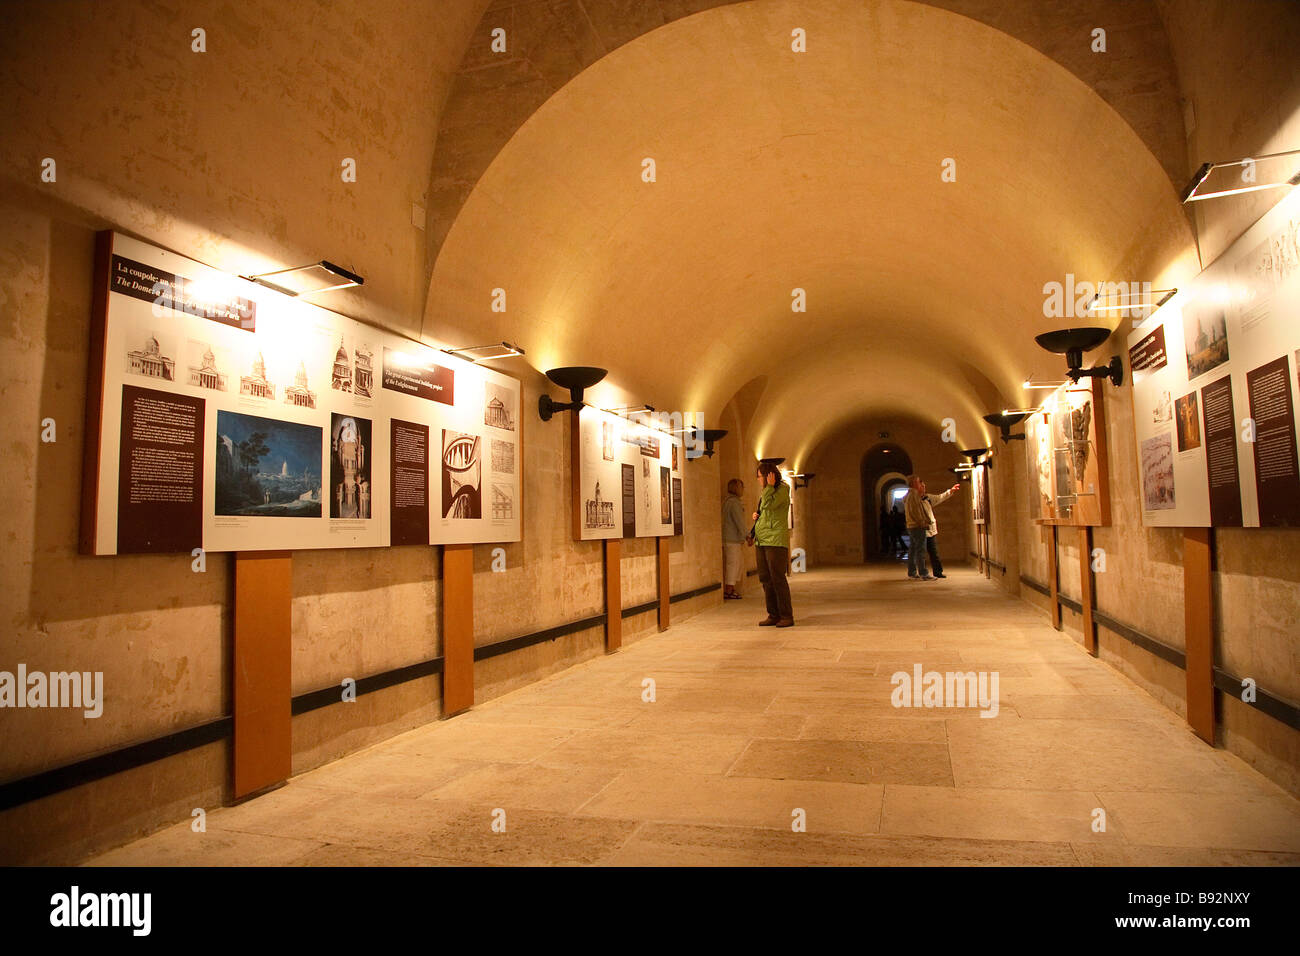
[861,442,913,561]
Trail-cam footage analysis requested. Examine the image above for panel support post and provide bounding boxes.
[1184,527,1215,744]
[1046,525,1061,630]
[233,551,292,801]
[1079,526,1097,655]
[604,538,622,651]
[657,537,670,631]
[442,543,474,716]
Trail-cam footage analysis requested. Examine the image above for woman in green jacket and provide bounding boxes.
[750,461,794,627]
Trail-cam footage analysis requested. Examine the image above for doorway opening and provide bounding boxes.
[861,443,913,560]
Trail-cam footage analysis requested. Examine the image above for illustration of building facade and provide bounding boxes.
[188,345,226,390]
[240,352,275,399]
[485,395,513,429]
[284,361,316,408]
[354,347,373,397]
[126,335,175,380]
[586,482,615,528]
[332,340,352,392]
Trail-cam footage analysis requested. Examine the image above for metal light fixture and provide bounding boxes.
[949,466,973,480]
[1084,288,1177,317]
[983,412,1027,443]
[244,260,364,296]
[790,472,816,489]
[1180,149,1300,203]
[1035,327,1123,386]
[759,456,786,466]
[686,427,728,460]
[441,342,525,362]
[538,366,606,421]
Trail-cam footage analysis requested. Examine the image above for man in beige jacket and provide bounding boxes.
[904,476,962,579]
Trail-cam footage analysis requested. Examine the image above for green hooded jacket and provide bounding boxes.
[754,482,790,548]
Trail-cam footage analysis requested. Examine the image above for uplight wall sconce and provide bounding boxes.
[759,456,786,467]
[244,260,364,296]
[983,412,1027,443]
[790,473,816,489]
[441,341,526,362]
[1035,327,1123,387]
[1180,149,1300,203]
[538,366,607,421]
[961,447,990,467]
[686,428,728,459]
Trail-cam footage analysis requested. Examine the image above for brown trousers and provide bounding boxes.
[756,545,793,621]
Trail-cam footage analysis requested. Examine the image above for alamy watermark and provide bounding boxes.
[0,665,103,718]
[890,664,999,718]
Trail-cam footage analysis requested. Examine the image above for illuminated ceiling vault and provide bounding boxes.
[423,0,1199,463]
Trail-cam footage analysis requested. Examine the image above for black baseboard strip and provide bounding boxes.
[292,657,445,715]
[622,600,658,618]
[474,615,606,662]
[670,582,721,603]
[968,552,1007,573]
[1019,574,1298,730]
[1213,668,1300,731]
[0,716,232,813]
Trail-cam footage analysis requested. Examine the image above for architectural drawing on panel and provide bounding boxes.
[188,343,227,390]
[585,481,615,529]
[491,438,515,475]
[284,360,317,409]
[491,483,513,521]
[331,339,353,393]
[126,333,175,381]
[240,351,276,399]
[484,381,515,431]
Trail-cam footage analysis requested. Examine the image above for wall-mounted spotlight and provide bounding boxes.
[790,472,816,489]
[983,412,1027,443]
[1035,327,1123,386]
[1180,149,1300,203]
[244,260,364,296]
[538,366,606,421]
[606,404,656,416]
[441,342,526,362]
[949,466,973,481]
[1084,288,1177,317]
[686,427,728,459]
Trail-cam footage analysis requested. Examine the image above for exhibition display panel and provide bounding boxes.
[573,404,683,541]
[82,232,523,554]
[1025,377,1111,527]
[1127,188,1300,528]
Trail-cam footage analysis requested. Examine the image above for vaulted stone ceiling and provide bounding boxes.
[423,0,1199,462]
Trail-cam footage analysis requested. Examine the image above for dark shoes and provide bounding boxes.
[933,573,946,579]
[775,618,794,628]
[759,616,778,626]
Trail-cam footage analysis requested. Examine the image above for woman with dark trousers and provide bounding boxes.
[748,461,794,627]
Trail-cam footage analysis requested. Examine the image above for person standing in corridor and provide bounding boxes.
[751,462,794,626]
[903,475,932,580]
[922,478,963,579]
[721,478,747,599]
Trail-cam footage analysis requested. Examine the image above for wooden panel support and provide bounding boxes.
[1184,527,1215,744]
[1079,526,1097,655]
[1046,525,1061,630]
[233,551,292,801]
[442,543,475,716]
[657,537,670,631]
[604,538,622,652]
